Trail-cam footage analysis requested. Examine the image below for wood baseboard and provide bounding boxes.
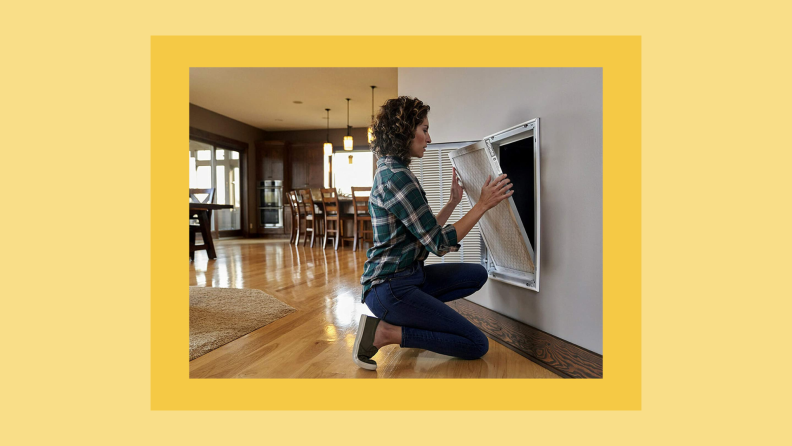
[447,299,603,379]
[253,234,291,239]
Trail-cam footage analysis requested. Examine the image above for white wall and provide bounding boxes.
[399,68,603,354]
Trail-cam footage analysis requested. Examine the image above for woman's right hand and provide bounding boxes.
[453,173,513,241]
[478,173,513,210]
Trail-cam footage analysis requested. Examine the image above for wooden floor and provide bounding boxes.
[189,238,560,379]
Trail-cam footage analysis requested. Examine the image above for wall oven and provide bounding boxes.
[258,180,283,228]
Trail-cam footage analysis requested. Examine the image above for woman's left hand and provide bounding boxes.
[449,167,463,205]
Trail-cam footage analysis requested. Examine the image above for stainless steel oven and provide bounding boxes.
[258,180,283,228]
[260,207,283,228]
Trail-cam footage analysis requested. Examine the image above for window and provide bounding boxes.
[408,143,481,265]
[189,140,242,233]
[329,151,374,195]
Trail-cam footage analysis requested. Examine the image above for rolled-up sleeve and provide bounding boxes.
[381,172,461,257]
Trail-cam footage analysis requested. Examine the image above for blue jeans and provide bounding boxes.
[364,262,490,360]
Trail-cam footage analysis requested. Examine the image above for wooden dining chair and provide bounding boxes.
[298,188,323,248]
[320,188,353,250]
[190,188,215,206]
[287,190,300,244]
[189,188,216,261]
[351,187,373,252]
[310,188,325,243]
[293,189,307,246]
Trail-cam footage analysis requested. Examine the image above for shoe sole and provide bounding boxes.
[352,314,377,371]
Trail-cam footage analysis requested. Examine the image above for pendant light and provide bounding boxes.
[323,108,332,156]
[344,98,353,151]
[368,85,376,144]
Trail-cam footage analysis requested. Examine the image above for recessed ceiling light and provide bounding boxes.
[293,101,303,104]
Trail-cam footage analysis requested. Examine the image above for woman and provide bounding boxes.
[353,96,514,370]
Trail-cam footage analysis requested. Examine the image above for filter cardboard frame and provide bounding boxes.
[450,118,540,291]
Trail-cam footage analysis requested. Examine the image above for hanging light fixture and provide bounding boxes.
[344,98,353,151]
[323,108,332,156]
[368,86,376,144]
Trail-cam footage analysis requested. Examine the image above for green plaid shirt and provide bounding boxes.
[360,156,460,303]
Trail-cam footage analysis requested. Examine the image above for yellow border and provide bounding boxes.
[152,36,640,410]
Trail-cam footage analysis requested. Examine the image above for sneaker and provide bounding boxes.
[353,314,381,370]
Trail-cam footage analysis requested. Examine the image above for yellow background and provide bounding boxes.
[153,35,640,411]
[3,0,790,444]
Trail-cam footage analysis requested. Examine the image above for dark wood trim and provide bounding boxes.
[284,140,292,213]
[447,299,603,379]
[189,127,248,152]
[258,234,291,240]
[242,149,249,238]
[189,127,250,238]
[188,203,233,211]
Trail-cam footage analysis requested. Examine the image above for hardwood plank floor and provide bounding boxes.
[189,238,560,379]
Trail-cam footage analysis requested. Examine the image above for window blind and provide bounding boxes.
[409,148,481,265]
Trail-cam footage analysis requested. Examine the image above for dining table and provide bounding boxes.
[190,202,234,260]
[304,192,371,247]
[295,190,350,211]
[294,192,362,243]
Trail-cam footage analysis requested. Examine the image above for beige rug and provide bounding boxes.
[189,287,296,361]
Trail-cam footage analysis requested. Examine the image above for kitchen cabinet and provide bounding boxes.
[253,140,324,238]
[289,142,324,190]
[256,140,285,181]
[255,141,287,235]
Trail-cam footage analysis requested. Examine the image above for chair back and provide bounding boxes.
[299,189,317,218]
[288,190,300,218]
[292,190,307,216]
[189,188,215,225]
[320,188,341,216]
[351,187,372,217]
[190,188,215,204]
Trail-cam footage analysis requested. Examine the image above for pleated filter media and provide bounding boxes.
[450,143,536,274]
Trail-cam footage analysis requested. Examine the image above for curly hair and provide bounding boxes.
[369,96,430,166]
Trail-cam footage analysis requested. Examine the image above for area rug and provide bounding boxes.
[189,287,296,361]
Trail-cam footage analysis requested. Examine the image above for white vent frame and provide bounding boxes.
[449,118,541,292]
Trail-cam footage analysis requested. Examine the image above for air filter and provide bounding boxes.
[451,140,535,276]
[449,118,541,291]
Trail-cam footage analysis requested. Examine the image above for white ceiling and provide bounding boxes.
[189,67,398,132]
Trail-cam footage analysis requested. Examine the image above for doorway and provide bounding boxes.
[189,139,244,237]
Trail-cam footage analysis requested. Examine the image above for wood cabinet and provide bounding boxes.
[256,140,285,181]
[255,141,286,235]
[254,140,324,238]
[289,142,324,190]
[286,143,324,240]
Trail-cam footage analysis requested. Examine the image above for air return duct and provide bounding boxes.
[449,118,541,291]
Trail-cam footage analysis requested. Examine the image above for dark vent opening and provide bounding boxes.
[499,136,535,249]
